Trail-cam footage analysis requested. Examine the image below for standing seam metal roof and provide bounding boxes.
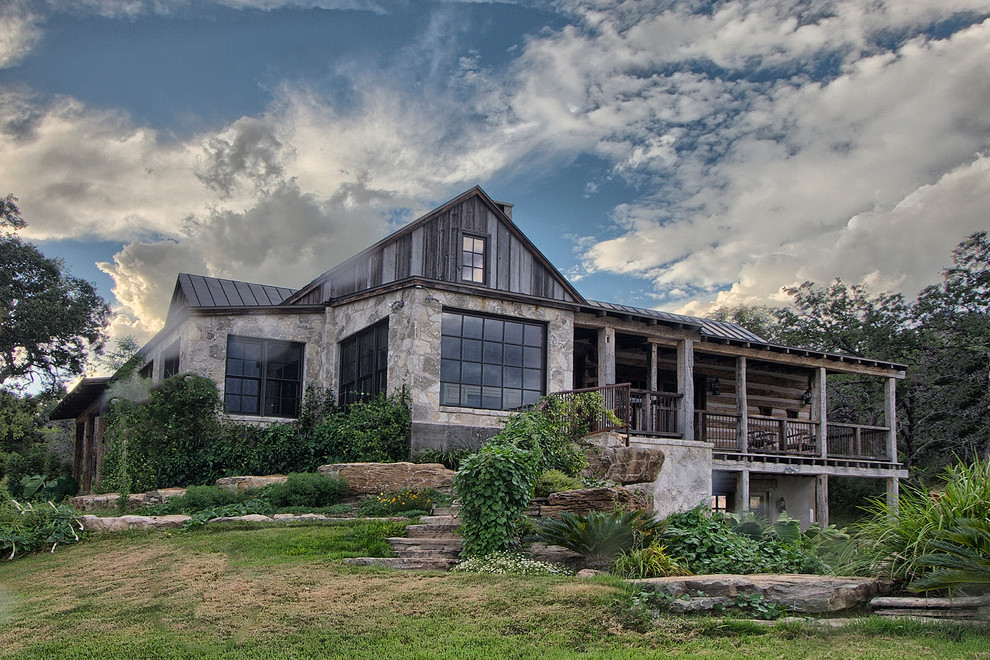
[177,273,297,308]
[584,299,766,343]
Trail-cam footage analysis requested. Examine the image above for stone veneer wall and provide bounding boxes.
[630,437,713,520]
[177,312,328,422]
[329,286,574,452]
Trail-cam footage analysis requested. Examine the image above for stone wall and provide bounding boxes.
[630,436,713,520]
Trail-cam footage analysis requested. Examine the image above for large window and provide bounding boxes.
[461,234,486,284]
[225,336,304,417]
[162,340,180,379]
[440,310,545,410]
[339,320,389,405]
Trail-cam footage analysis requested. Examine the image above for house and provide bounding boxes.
[52,187,907,526]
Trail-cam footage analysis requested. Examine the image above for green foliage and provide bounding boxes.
[412,446,473,471]
[454,432,541,557]
[534,469,584,498]
[102,377,412,490]
[265,473,349,509]
[0,195,111,389]
[611,541,691,579]
[176,485,246,511]
[659,506,824,575]
[855,458,990,584]
[541,390,623,446]
[535,510,663,569]
[451,553,573,576]
[357,488,438,517]
[0,498,83,559]
[909,517,990,593]
[713,593,789,620]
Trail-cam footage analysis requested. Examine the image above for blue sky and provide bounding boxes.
[1,1,988,345]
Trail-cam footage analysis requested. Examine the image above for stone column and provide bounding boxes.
[735,357,748,452]
[597,327,616,386]
[816,474,829,529]
[677,338,695,441]
[813,367,828,458]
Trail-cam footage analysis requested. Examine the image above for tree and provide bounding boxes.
[0,195,111,390]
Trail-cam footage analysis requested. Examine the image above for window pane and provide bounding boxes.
[462,339,482,362]
[441,336,461,358]
[504,345,522,366]
[523,368,542,390]
[483,364,502,386]
[462,362,482,385]
[483,341,502,363]
[442,312,461,336]
[440,383,460,406]
[483,319,503,341]
[504,366,522,388]
[461,384,482,407]
[441,359,460,382]
[503,389,522,409]
[462,315,483,339]
[482,387,502,409]
[504,322,524,344]
[522,390,541,406]
[463,235,473,251]
[524,325,543,347]
[524,347,542,367]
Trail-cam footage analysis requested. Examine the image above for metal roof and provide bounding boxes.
[176,273,297,308]
[48,377,111,420]
[584,300,766,343]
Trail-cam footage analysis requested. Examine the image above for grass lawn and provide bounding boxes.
[0,521,987,659]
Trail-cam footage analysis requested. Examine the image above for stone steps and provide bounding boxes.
[342,557,459,571]
[387,537,463,558]
[350,504,463,571]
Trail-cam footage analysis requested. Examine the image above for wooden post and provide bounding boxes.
[813,367,827,458]
[598,327,616,386]
[735,357,748,453]
[886,476,900,513]
[677,338,695,441]
[737,471,750,514]
[816,474,829,529]
[648,342,658,391]
[884,377,897,462]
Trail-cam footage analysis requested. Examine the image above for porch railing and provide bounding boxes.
[546,383,632,438]
[630,389,682,436]
[695,411,891,461]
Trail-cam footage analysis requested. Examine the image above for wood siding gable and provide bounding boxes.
[285,187,584,305]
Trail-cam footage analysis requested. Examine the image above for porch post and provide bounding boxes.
[886,476,900,513]
[597,327,616,386]
[648,342,658,391]
[884,377,897,462]
[736,470,750,514]
[677,338,694,441]
[813,367,828,458]
[735,357,748,452]
[816,474,829,529]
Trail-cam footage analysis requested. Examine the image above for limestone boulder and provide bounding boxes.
[633,574,883,614]
[584,446,665,485]
[539,487,649,516]
[209,514,274,524]
[79,514,191,532]
[318,462,455,494]
[215,475,288,492]
[70,493,147,511]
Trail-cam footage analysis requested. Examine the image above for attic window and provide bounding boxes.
[461,235,486,284]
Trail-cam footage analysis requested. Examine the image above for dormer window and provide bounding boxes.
[461,235,486,284]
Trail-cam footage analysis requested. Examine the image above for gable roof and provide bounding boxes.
[283,186,586,306]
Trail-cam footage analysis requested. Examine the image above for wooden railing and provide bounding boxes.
[695,411,891,461]
[629,389,682,437]
[546,383,632,438]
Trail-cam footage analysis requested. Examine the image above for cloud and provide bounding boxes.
[0,2,43,68]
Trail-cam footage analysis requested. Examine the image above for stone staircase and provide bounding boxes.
[344,505,463,571]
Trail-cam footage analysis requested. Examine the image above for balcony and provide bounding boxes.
[695,411,891,461]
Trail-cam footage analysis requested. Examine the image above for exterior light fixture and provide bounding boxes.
[710,378,721,396]
[801,388,813,405]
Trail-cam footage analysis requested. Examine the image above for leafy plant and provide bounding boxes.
[535,469,584,498]
[713,593,789,620]
[534,510,662,570]
[611,541,691,579]
[909,517,990,593]
[412,446,473,471]
[454,424,541,557]
[855,458,990,583]
[264,473,350,509]
[357,488,438,517]
[1,498,83,559]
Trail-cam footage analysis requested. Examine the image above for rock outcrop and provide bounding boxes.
[584,446,665,485]
[318,462,455,494]
[215,475,288,492]
[79,514,191,532]
[538,487,649,516]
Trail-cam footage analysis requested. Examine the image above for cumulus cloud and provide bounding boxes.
[0,2,43,68]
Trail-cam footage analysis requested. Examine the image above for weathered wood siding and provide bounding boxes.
[303,196,577,303]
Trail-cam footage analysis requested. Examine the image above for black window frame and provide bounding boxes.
[339,320,389,406]
[440,309,546,411]
[224,335,304,418]
[460,233,488,285]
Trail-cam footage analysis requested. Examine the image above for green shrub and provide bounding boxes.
[412,446,473,471]
[659,506,824,575]
[909,517,990,593]
[264,473,349,509]
[1,499,83,560]
[177,485,245,511]
[357,488,438,517]
[535,469,584,498]
[611,542,691,579]
[855,458,990,584]
[454,431,541,557]
[451,553,573,576]
[534,510,662,570]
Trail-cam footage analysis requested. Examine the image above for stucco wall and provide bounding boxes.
[776,475,817,530]
[630,437,713,520]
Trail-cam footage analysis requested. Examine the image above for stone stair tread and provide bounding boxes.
[405,526,461,539]
[387,537,463,548]
[418,515,460,525]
